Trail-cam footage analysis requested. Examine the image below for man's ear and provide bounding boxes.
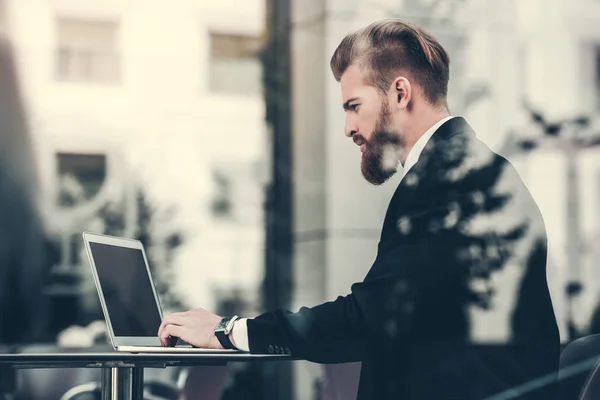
[392,77,411,109]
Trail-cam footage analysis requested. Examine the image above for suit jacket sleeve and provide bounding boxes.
[247,225,455,364]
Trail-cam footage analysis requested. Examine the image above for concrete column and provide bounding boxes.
[290,1,403,397]
[290,2,328,398]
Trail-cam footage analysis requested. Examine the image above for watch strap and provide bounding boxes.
[215,315,240,350]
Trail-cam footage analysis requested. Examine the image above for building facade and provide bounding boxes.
[3,0,268,332]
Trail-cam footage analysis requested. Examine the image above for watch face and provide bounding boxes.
[215,316,239,335]
[215,317,232,334]
[215,319,228,333]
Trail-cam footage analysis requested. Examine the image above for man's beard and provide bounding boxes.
[360,105,404,185]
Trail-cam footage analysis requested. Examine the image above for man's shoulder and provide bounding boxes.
[385,129,544,238]
[443,129,528,191]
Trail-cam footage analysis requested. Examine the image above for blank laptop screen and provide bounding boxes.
[89,242,162,337]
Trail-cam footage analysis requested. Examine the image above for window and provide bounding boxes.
[209,32,263,96]
[56,18,120,83]
[211,169,232,218]
[56,152,106,207]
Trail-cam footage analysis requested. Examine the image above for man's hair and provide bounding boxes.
[330,19,450,106]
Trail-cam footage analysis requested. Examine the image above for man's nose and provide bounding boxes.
[345,119,357,138]
[345,128,357,138]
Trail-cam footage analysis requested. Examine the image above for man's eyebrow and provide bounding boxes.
[343,97,360,111]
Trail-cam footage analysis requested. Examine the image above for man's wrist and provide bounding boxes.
[214,315,240,350]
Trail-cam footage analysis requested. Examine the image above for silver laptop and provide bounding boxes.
[82,232,241,353]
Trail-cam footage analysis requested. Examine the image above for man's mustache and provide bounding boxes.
[353,135,367,146]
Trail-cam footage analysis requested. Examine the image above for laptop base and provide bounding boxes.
[117,345,242,353]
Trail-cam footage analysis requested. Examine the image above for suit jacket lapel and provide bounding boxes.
[380,117,476,241]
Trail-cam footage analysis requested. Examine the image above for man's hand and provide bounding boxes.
[157,307,223,349]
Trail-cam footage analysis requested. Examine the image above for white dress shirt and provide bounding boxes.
[231,115,456,352]
[400,115,455,180]
[231,316,251,351]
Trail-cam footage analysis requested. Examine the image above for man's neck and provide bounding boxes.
[402,108,450,155]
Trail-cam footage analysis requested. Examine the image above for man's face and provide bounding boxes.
[340,65,404,185]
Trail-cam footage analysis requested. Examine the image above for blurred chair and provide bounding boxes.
[579,359,600,400]
[58,382,100,400]
[13,344,102,400]
[559,334,600,400]
[13,344,182,400]
[57,379,180,400]
[53,367,182,400]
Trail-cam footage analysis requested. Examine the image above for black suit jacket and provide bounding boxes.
[247,117,560,399]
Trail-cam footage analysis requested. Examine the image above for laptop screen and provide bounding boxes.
[89,242,162,337]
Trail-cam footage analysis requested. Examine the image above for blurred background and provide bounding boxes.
[1,0,600,399]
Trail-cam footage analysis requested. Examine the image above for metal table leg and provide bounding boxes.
[0,367,15,398]
[101,367,144,400]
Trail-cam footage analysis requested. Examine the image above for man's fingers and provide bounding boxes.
[158,312,187,340]
[159,324,184,346]
[162,312,188,326]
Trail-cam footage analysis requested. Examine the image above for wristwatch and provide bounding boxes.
[214,315,240,350]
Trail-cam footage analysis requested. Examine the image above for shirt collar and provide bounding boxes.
[400,115,455,179]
